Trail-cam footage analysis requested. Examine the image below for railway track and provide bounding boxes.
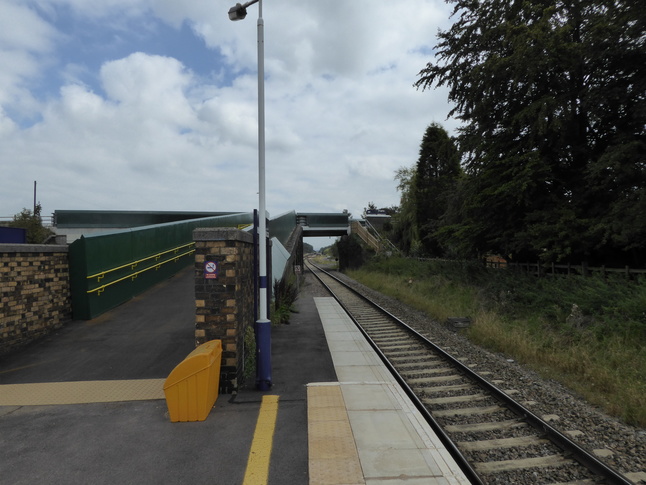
[306,261,637,485]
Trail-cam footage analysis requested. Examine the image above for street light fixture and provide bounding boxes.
[228,2,248,21]
[228,0,271,391]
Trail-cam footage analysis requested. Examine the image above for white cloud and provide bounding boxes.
[0,1,60,115]
[100,53,195,128]
[0,108,17,136]
[0,2,59,52]
[0,0,456,223]
[38,0,149,19]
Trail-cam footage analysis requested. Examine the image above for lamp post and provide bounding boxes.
[228,0,271,391]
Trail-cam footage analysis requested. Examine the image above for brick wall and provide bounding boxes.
[193,228,255,394]
[0,244,72,355]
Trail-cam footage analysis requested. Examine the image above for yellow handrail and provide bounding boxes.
[87,249,195,294]
[87,242,195,280]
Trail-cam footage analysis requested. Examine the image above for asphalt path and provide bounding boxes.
[0,268,337,485]
[0,266,196,385]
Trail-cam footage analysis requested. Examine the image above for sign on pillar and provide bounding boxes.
[204,261,218,279]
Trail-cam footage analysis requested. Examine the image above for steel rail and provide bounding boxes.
[307,260,634,485]
[307,261,484,485]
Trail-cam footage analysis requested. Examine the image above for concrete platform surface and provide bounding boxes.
[309,297,470,485]
[0,269,468,484]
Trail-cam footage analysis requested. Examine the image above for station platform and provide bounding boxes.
[0,269,469,484]
[309,297,469,484]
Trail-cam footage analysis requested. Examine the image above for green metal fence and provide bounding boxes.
[269,210,296,246]
[54,210,237,228]
[69,213,253,320]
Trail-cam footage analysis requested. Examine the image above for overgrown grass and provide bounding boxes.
[271,274,299,324]
[243,325,256,382]
[347,257,646,427]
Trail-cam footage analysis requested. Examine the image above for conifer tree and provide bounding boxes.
[416,0,646,264]
[413,123,461,256]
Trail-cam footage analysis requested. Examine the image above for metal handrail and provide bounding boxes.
[0,215,54,226]
[351,221,380,251]
[306,261,483,484]
[362,218,400,254]
[87,248,195,294]
[87,242,195,280]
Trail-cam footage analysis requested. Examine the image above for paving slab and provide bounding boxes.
[309,297,471,485]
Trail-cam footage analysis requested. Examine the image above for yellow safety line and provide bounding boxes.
[0,360,58,375]
[0,379,166,406]
[243,395,280,485]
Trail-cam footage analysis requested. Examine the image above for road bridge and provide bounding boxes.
[295,212,350,237]
[48,210,350,322]
[53,209,351,243]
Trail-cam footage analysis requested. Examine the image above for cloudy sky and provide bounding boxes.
[1,0,459,246]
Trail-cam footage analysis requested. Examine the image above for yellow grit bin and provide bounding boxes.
[163,340,222,422]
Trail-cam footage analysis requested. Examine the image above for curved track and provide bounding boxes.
[307,261,634,485]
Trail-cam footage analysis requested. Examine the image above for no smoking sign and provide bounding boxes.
[204,261,219,279]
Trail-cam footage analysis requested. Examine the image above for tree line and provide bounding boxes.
[4,205,54,244]
[387,0,645,267]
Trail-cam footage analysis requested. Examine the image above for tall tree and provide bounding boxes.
[416,0,646,264]
[336,234,367,271]
[392,165,419,255]
[413,123,461,256]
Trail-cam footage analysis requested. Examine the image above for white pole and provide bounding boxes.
[255,0,271,390]
[228,0,271,390]
[257,0,267,323]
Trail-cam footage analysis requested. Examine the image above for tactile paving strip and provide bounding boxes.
[307,383,365,485]
[0,379,166,405]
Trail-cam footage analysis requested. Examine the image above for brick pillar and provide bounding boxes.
[1,245,71,356]
[193,228,255,393]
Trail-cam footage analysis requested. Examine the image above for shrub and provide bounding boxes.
[272,274,298,324]
[9,206,54,244]
[243,325,256,382]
